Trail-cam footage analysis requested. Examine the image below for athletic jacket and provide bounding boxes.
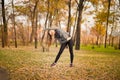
[44,28,71,44]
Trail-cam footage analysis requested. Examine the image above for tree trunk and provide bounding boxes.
[104,0,111,48]
[30,19,35,43]
[118,37,120,49]
[111,37,114,47]
[0,20,4,47]
[45,0,50,28]
[110,4,115,46]
[41,0,50,47]
[73,31,77,45]
[35,11,38,49]
[108,35,111,46]
[109,27,113,46]
[45,13,49,28]
[20,25,25,46]
[96,36,99,45]
[67,0,71,34]
[1,0,8,47]
[29,0,39,43]
[72,7,78,42]
[26,19,30,45]
[75,0,85,50]
[49,13,54,28]
[12,0,17,48]
[1,26,4,47]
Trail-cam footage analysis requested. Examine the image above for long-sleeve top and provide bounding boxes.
[44,28,71,44]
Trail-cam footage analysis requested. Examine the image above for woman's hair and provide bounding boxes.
[41,30,53,52]
[54,29,60,38]
[47,30,52,41]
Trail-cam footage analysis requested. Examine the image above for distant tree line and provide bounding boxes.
[0,0,120,50]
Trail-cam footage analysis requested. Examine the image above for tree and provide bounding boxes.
[75,0,85,50]
[1,0,8,47]
[104,0,111,48]
[12,0,17,48]
[44,0,50,28]
[111,1,120,49]
[34,9,38,49]
[72,7,78,43]
[90,23,105,46]
[67,0,71,34]
[29,0,39,43]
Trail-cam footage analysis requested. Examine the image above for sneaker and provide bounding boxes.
[70,63,73,67]
[50,63,56,67]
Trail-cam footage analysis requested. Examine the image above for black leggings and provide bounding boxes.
[54,39,74,64]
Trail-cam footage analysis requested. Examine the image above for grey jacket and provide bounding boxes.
[44,28,71,44]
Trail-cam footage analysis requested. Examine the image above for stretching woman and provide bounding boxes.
[45,28,74,67]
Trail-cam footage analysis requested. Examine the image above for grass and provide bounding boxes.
[81,45,120,53]
[0,46,120,80]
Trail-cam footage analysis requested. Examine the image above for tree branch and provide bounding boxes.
[75,0,79,5]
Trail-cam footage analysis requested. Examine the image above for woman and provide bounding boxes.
[45,28,74,67]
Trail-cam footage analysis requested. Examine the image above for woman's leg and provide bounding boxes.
[54,43,67,63]
[51,42,67,67]
[68,39,74,66]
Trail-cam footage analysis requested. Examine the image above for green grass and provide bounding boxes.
[0,46,120,80]
[81,45,120,53]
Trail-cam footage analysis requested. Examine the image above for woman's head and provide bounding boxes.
[48,30,56,36]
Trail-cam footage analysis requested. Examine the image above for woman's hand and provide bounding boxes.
[67,37,71,41]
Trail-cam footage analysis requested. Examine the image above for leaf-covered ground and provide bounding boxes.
[0,46,120,80]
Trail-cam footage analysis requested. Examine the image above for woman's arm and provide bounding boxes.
[43,28,58,31]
